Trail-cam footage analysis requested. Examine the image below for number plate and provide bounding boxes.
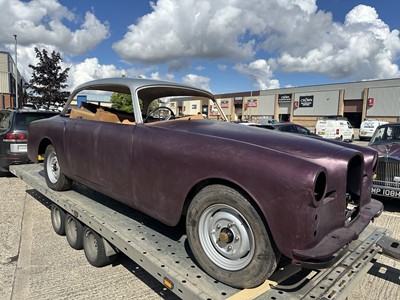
[318,132,325,135]
[372,187,400,198]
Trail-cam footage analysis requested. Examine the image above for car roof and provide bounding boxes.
[376,122,400,128]
[62,77,217,118]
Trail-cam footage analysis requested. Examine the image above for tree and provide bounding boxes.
[26,48,70,106]
[110,92,134,113]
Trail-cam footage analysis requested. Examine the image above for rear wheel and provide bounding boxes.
[44,144,72,191]
[186,185,279,288]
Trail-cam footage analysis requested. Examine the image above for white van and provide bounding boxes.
[315,118,354,142]
[359,119,388,140]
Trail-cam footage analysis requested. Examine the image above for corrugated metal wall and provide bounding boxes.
[367,86,400,117]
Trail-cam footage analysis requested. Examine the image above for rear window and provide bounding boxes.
[0,111,11,132]
[15,112,58,130]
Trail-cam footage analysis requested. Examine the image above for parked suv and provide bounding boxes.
[0,109,58,173]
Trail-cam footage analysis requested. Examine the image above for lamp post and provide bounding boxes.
[13,34,18,109]
[249,75,255,122]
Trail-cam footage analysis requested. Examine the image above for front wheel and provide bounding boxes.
[186,185,279,288]
[44,144,72,191]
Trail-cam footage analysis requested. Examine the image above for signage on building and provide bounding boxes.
[220,100,229,108]
[299,95,314,107]
[367,97,374,107]
[246,99,257,107]
[278,93,292,102]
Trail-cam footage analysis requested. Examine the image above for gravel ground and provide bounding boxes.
[1,169,400,300]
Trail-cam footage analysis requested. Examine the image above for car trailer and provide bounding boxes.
[10,164,400,300]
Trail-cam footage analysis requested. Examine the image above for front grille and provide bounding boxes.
[375,160,400,187]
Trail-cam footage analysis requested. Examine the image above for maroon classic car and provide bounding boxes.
[27,78,383,288]
[369,122,400,199]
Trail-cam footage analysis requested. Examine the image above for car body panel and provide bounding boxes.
[28,78,382,264]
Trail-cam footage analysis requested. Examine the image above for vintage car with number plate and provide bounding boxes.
[369,122,400,199]
[27,78,383,288]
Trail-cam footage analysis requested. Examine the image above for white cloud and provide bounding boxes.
[182,74,211,91]
[273,5,400,80]
[2,0,399,94]
[234,59,280,90]
[67,58,126,89]
[218,64,227,71]
[113,0,400,84]
[0,0,109,54]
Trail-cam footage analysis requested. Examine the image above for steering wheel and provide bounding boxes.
[144,107,175,123]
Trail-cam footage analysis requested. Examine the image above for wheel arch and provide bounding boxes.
[182,178,277,247]
[38,137,53,156]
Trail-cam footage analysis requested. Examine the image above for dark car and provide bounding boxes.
[0,109,58,173]
[27,78,382,288]
[241,122,319,137]
[273,122,320,137]
[368,122,400,199]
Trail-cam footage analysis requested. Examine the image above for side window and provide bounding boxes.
[0,111,11,131]
[296,125,309,135]
[279,125,295,133]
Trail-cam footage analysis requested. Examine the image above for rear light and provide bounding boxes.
[3,132,27,141]
[336,129,339,135]
[314,128,316,134]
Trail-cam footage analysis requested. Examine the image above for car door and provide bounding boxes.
[66,118,136,201]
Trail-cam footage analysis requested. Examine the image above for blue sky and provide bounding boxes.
[1,0,399,94]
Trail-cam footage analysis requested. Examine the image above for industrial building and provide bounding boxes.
[0,51,24,109]
[212,78,400,128]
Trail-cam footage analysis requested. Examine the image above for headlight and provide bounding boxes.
[313,171,327,206]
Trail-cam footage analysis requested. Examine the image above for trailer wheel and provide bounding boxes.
[186,185,279,289]
[51,204,66,236]
[65,214,84,250]
[44,144,72,191]
[83,227,117,267]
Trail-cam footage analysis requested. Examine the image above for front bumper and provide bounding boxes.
[291,199,383,268]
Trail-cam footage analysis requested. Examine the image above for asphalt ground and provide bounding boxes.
[1,141,400,300]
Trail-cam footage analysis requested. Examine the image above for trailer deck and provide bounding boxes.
[10,164,400,300]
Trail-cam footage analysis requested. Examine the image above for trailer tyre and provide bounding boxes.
[83,227,117,267]
[186,185,279,289]
[51,204,66,236]
[44,144,72,191]
[65,214,84,250]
